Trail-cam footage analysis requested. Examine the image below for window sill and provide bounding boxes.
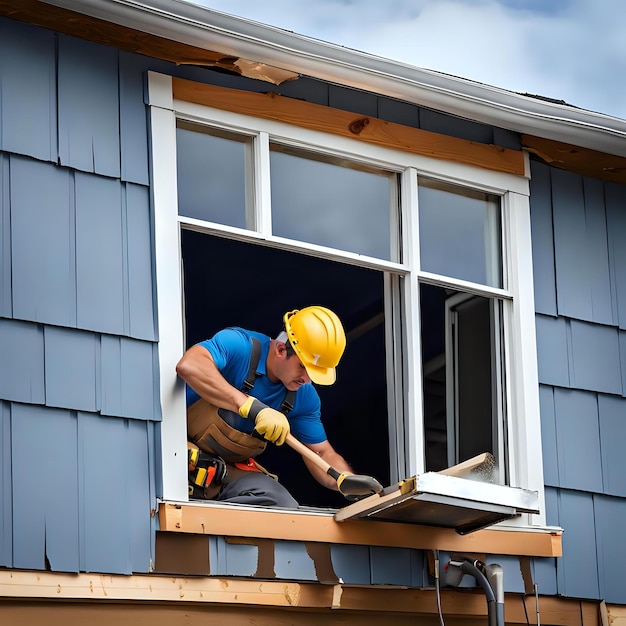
[157,500,562,557]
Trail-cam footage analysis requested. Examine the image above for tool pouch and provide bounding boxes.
[187,398,267,463]
[188,443,228,500]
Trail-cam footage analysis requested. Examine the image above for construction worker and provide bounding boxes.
[176,306,368,508]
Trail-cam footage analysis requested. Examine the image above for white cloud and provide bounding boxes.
[190,0,626,120]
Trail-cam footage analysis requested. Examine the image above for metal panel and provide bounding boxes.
[0,153,9,318]
[125,183,156,340]
[331,544,371,585]
[0,19,57,161]
[370,546,412,586]
[119,52,150,185]
[0,319,45,404]
[529,161,557,316]
[594,495,626,604]
[488,555,525,593]
[58,35,120,177]
[534,315,569,387]
[556,490,600,599]
[79,412,134,573]
[44,327,98,412]
[552,169,612,323]
[0,402,11,567]
[605,182,626,330]
[11,404,80,572]
[492,127,521,150]
[100,336,158,420]
[569,320,622,394]
[377,98,420,128]
[274,541,317,581]
[598,395,626,497]
[420,109,493,144]
[539,385,559,487]
[222,538,257,577]
[75,172,124,334]
[329,84,378,116]
[278,76,329,106]
[10,157,75,326]
[554,389,602,492]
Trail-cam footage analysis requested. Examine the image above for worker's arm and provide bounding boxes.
[176,344,290,444]
[301,439,353,491]
[176,345,247,412]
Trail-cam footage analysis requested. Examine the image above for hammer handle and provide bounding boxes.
[285,433,340,479]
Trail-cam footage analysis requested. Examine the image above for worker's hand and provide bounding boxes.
[239,397,290,446]
[336,473,384,501]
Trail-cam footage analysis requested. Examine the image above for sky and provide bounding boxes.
[191,0,626,121]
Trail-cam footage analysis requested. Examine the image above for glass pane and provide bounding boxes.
[418,179,502,288]
[270,145,397,261]
[176,121,251,228]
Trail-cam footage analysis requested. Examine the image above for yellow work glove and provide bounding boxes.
[239,396,290,446]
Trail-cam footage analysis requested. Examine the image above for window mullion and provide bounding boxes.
[400,167,424,477]
[254,131,272,235]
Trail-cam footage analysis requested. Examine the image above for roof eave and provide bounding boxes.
[42,0,626,157]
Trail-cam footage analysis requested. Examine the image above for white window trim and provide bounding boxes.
[147,72,546,527]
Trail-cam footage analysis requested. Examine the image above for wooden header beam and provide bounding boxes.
[173,76,526,177]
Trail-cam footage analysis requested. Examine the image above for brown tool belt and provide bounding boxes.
[187,398,266,463]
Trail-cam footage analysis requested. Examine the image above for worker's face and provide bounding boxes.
[273,342,311,391]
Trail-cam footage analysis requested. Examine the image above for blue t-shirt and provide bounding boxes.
[185,327,327,445]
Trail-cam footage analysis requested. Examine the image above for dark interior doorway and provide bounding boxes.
[181,229,390,508]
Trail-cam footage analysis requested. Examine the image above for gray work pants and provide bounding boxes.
[217,472,299,509]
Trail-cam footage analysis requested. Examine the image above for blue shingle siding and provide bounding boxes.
[0,20,57,162]
[530,159,626,600]
[0,401,12,568]
[0,153,10,318]
[555,490,600,599]
[594,496,626,603]
[0,319,45,404]
[605,182,626,330]
[598,395,626,497]
[554,389,603,493]
[58,35,121,178]
[529,161,557,316]
[10,156,76,326]
[2,404,155,573]
[4,154,156,341]
[119,52,151,186]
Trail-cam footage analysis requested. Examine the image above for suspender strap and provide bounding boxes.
[243,338,262,392]
[280,390,296,415]
[243,337,296,415]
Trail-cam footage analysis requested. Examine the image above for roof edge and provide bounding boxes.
[41,0,626,157]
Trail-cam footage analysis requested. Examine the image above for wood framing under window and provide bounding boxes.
[158,503,562,557]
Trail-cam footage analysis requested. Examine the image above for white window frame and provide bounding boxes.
[148,72,545,527]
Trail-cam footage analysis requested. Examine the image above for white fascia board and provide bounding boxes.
[41,0,626,157]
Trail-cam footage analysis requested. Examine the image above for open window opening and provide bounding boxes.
[181,229,391,508]
[421,284,508,484]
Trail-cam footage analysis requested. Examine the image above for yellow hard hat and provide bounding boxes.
[283,306,346,385]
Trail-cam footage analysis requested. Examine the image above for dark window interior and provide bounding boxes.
[181,229,390,508]
[421,283,502,476]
